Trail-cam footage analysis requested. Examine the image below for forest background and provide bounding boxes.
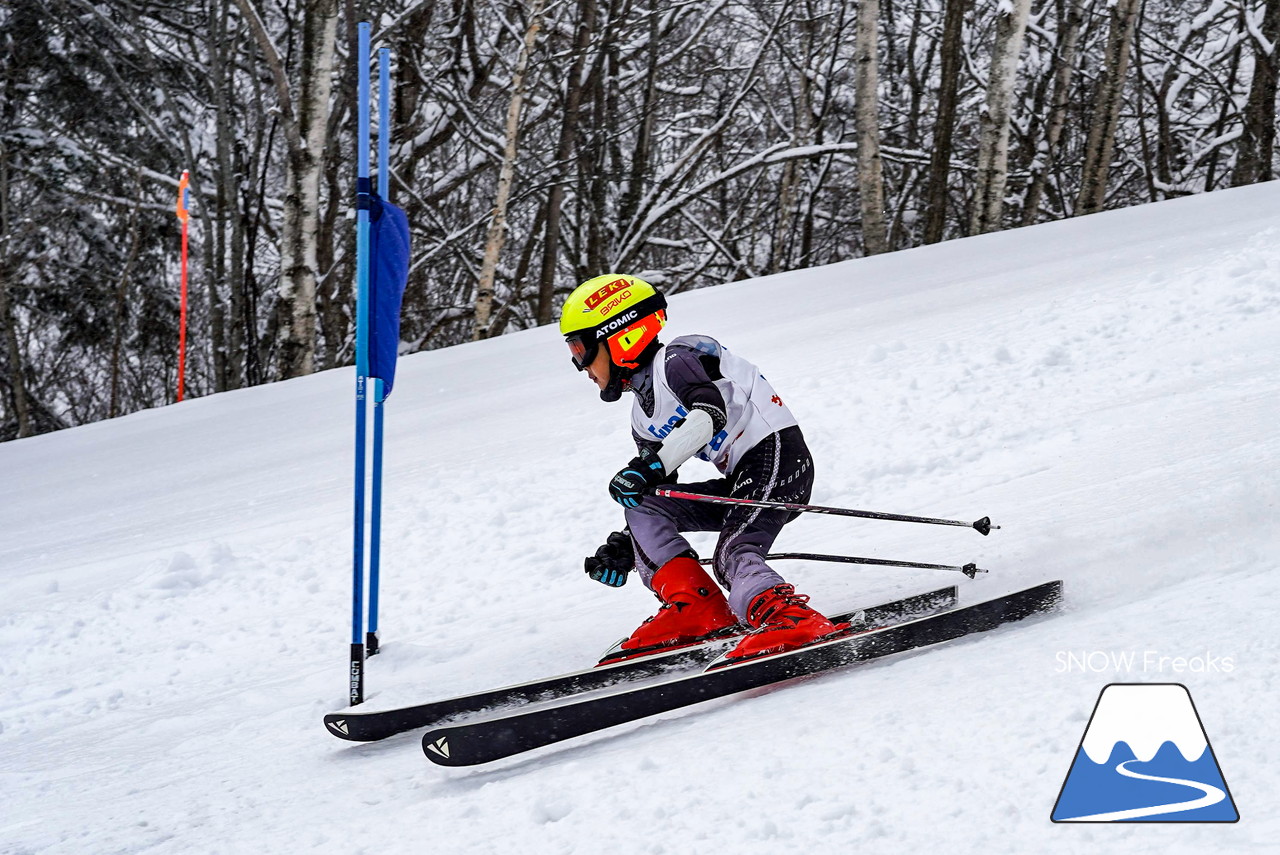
[2,0,1277,439]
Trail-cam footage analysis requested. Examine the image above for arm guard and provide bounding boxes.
[656,407,715,473]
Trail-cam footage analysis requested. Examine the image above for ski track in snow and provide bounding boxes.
[3,186,1280,853]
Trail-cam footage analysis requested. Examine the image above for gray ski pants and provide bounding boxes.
[624,426,814,619]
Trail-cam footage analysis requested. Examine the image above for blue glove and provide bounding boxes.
[584,530,634,587]
[608,450,665,508]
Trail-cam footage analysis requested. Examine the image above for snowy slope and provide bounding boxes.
[3,184,1278,854]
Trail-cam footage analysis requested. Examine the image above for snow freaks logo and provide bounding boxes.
[1051,684,1239,823]
[1055,649,1234,674]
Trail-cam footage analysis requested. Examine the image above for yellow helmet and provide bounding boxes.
[559,274,667,372]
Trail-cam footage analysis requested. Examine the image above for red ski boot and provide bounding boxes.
[726,584,846,661]
[610,556,739,660]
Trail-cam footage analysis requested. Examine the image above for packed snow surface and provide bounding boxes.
[3,185,1278,853]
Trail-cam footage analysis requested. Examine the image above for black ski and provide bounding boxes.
[421,580,1063,766]
[323,585,956,742]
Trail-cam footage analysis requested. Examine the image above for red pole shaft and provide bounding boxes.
[178,218,188,402]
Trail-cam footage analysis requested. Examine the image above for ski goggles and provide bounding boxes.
[566,333,598,371]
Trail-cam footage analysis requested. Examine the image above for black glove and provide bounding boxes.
[608,448,666,508]
[584,530,634,587]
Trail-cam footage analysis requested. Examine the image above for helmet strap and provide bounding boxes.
[599,362,626,403]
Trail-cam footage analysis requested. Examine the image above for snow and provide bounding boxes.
[3,183,1279,853]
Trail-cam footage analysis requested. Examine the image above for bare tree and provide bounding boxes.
[1022,0,1088,225]
[473,0,547,341]
[1077,0,1142,217]
[971,0,1033,235]
[535,0,596,325]
[109,174,146,418]
[234,0,339,378]
[855,0,889,254]
[0,142,30,438]
[922,0,973,244]
[1232,0,1280,186]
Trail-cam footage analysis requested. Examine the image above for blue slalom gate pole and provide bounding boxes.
[378,48,390,200]
[367,46,392,658]
[368,379,385,656]
[350,21,372,706]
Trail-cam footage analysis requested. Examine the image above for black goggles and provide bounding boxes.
[567,333,598,371]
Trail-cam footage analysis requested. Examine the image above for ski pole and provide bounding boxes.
[651,488,1000,535]
[697,551,988,579]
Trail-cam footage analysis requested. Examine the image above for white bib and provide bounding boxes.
[631,335,798,475]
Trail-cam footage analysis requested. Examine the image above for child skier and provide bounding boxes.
[560,274,845,662]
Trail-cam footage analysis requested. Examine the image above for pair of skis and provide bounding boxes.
[325,579,1063,765]
[324,585,955,743]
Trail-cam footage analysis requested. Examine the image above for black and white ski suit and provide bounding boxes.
[624,335,814,619]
